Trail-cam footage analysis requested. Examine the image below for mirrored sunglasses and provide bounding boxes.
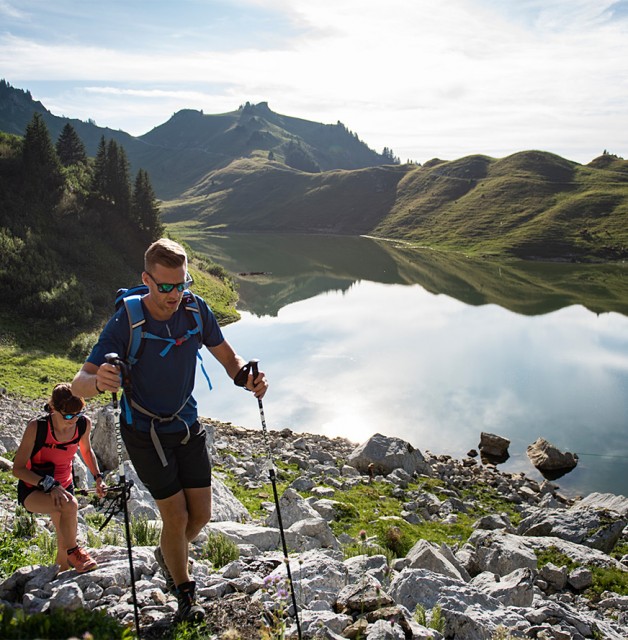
[62,411,85,420]
[146,272,193,293]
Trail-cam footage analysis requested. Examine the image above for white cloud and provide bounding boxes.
[1,0,627,162]
[0,0,28,19]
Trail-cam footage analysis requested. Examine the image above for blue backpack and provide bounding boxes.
[114,285,206,363]
[114,284,213,394]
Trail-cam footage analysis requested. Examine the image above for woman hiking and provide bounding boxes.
[13,383,106,573]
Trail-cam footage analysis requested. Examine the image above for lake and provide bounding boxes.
[183,232,628,499]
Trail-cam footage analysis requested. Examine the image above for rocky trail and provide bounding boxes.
[0,393,626,639]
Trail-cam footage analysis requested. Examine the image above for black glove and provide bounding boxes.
[233,363,253,388]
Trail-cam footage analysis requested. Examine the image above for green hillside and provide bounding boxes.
[377,151,628,260]
[164,150,628,262]
[163,157,407,234]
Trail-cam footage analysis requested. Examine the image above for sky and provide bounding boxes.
[1,0,627,165]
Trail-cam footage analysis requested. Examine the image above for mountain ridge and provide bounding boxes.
[2,80,627,262]
[0,80,394,199]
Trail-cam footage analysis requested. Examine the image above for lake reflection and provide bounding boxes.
[185,234,628,498]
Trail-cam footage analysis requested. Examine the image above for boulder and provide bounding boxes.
[212,475,251,523]
[406,539,468,582]
[478,432,510,461]
[526,438,578,476]
[470,567,536,607]
[91,404,127,471]
[573,492,628,517]
[347,433,431,477]
[287,518,340,550]
[265,487,322,528]
[335,577,395,615]
[517,505,626,554]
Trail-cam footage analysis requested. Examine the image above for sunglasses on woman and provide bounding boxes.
[61,411,85,420]
[146,272,194,293]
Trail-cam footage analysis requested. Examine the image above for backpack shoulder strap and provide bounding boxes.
[122,295,146,364]
[31,416,50,460]
[182,292,204,345]
[76,415,88,440]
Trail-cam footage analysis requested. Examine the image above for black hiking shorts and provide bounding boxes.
[121,420,211,500]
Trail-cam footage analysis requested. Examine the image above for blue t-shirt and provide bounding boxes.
[87,294,224,432]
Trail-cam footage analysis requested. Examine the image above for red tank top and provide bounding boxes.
[26,416,83,488]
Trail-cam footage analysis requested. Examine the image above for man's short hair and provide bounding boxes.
[145,238,188,271]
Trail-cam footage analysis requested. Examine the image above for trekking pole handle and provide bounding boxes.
[249,358,260,382]
[105,353,122,406]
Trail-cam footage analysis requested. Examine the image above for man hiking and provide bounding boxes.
[72,238,268,623]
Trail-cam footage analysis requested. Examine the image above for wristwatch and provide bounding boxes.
[38,475,61,493]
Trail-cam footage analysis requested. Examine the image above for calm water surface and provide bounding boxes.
[186,233,628,498]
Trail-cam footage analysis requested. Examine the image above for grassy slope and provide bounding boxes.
[375,151,628,260]
[162,157,408,234]
[162,151,628,263]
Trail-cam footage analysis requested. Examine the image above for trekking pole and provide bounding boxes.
[105,352,141,639]
[249,359,302,640]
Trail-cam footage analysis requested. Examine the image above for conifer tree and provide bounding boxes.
[107,139,131,216]
[91,137,132,215]
[91,135,108,199]
[56,123,87,166]
[132,168,163,240]
[21,113,63,212]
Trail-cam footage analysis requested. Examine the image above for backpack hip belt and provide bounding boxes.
[130,397,192,468]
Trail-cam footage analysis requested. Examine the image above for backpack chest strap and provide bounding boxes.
[142,326,201,357]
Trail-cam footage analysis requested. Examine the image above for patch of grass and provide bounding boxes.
[0,468,17,499]
[327,482,402,539]
[13,506,38,538]
[611,541,628,561]
[535,546,578,571]
[216,461,301,519]
[414,603,446,633]
[0,604,133,640]
[0,344,82,399]
[458,482,522,525]
[130,515,161,546]
[201,531,240,569]
[588,566,628,599]
[0,526,56,580]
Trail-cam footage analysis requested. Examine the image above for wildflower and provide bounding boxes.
[359,529,367,541]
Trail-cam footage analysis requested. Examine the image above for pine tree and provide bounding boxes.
[107,139,131,216]
[21,113,63,213]
[91,137,132,216]
[132,168,163,240]
[91,135,108,199]
[56,123,87,166]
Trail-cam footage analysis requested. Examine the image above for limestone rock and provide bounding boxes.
[526,437,578,474]
[347,433,431,477]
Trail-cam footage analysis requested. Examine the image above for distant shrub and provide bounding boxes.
[68,331,100,360]
[414,603,446,633]
[201,531,240,569]
[130,515,161,546]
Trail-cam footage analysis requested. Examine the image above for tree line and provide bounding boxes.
[0,113,163,335]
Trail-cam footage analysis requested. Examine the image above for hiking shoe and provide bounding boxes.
[67,547,98,573]
[155,545,176,593]
[175,581,205,624]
